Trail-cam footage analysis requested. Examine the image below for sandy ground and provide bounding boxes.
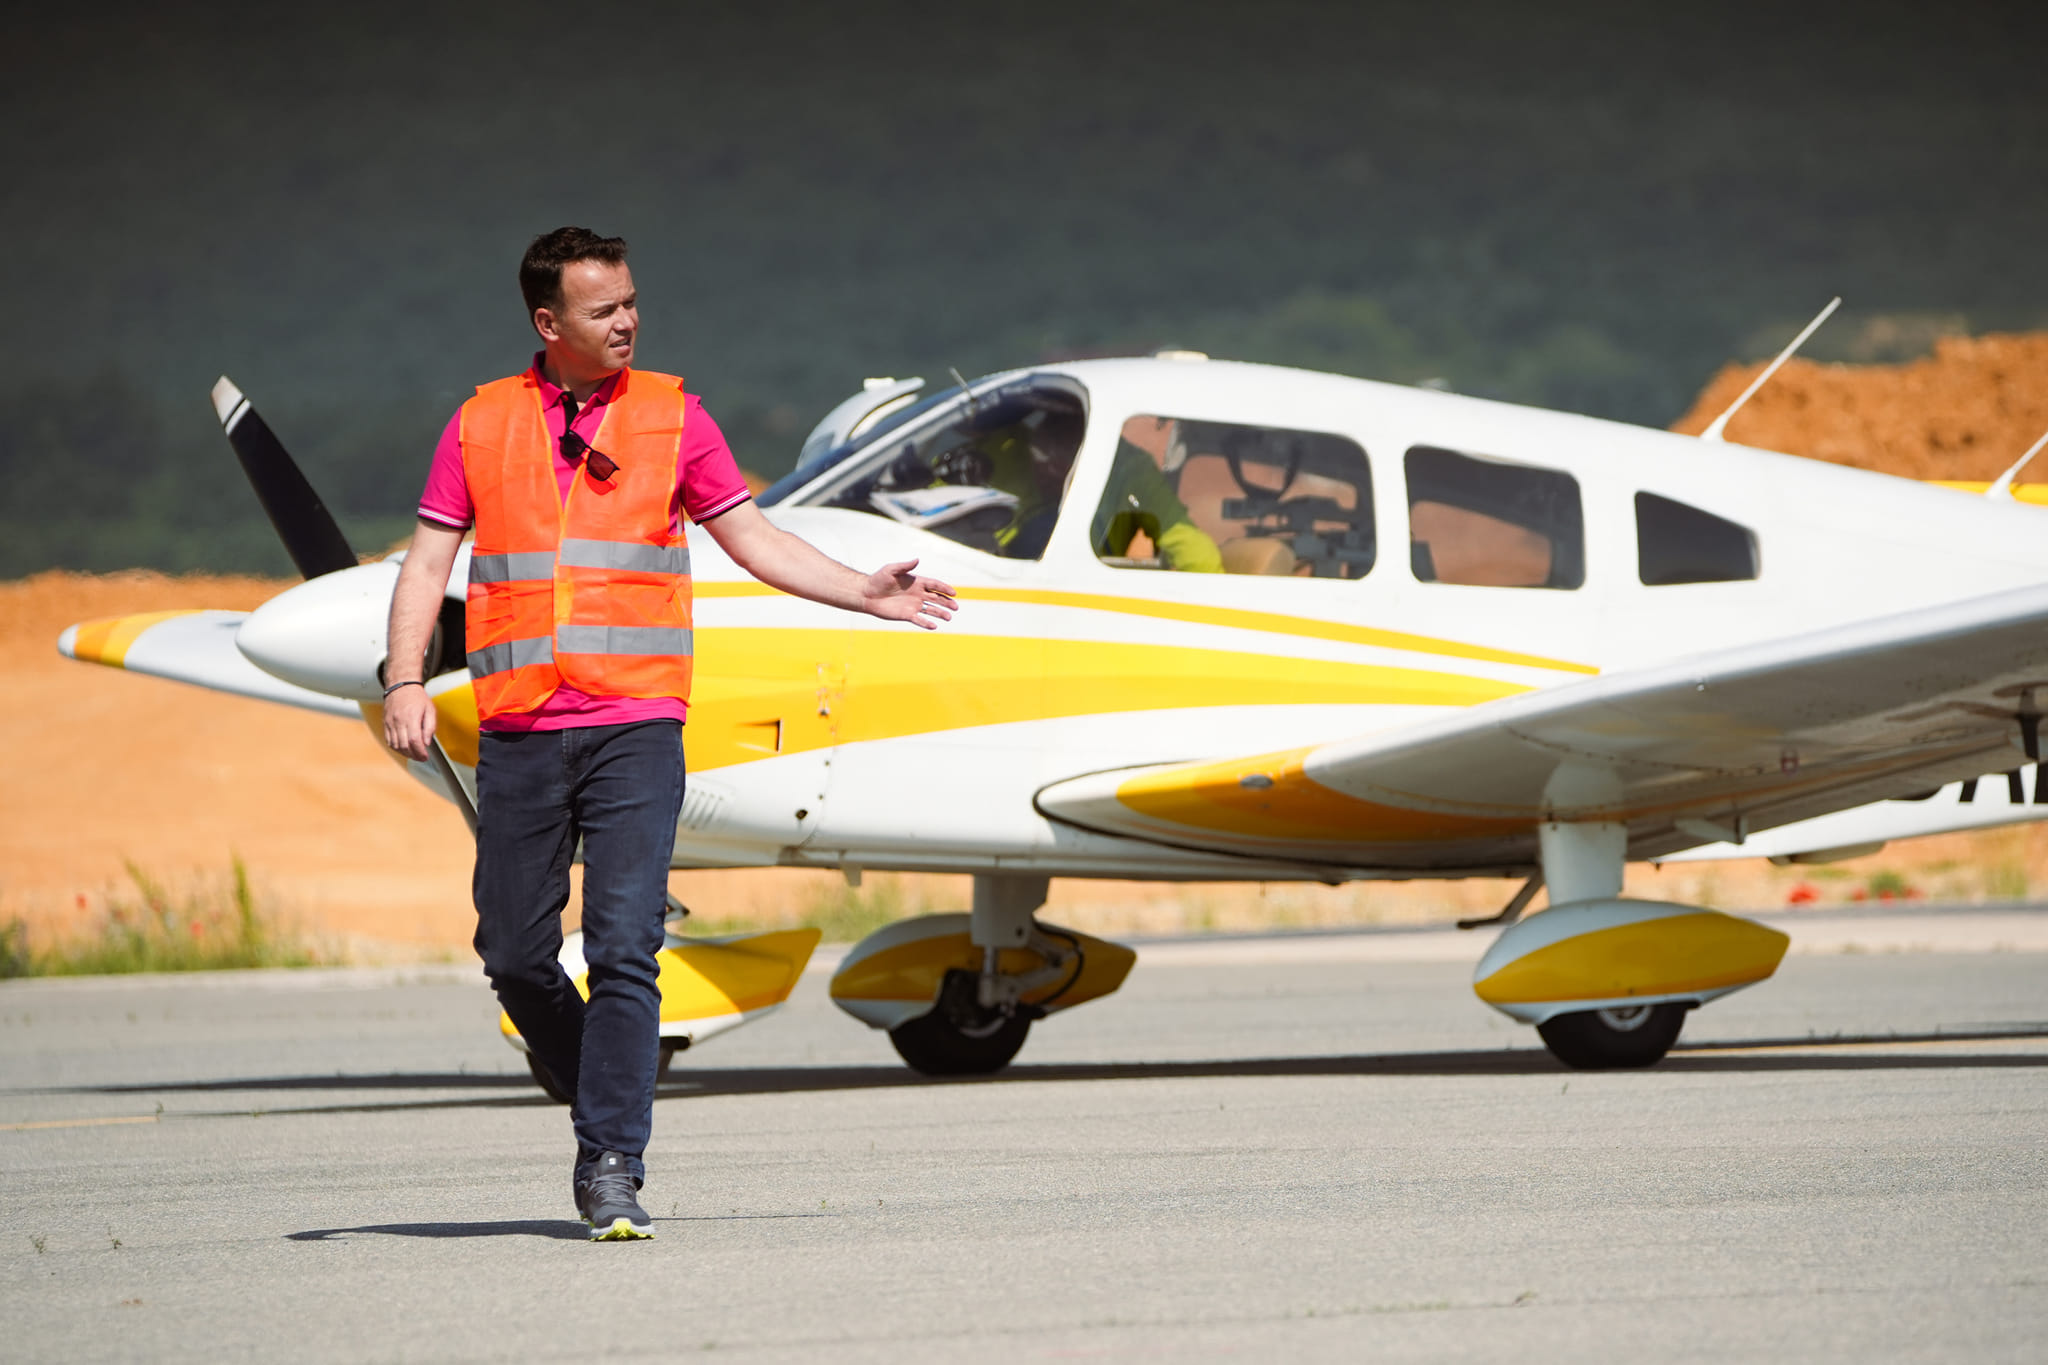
[0,572,476,956]
[10,337,2048,958]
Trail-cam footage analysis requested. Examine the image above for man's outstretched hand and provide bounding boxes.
[863,559,958,629]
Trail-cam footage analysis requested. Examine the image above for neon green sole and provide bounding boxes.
[589,1218,654,1241]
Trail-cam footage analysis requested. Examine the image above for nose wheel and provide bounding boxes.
[1536,1002,1689,1069]
[888,968,1034,1075]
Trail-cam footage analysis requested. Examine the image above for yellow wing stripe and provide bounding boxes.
[1113,745,1525,843]
[67,611,202,668]
[695,581,1595,675]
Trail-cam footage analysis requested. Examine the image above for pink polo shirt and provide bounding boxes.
[418,357,753,731]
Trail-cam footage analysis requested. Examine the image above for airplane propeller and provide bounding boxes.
[210,377,358,579]
[209,376,477,824]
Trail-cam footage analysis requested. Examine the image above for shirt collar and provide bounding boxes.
[529,352,624,409]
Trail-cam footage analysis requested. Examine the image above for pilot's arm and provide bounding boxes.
[1095,440,1223,573]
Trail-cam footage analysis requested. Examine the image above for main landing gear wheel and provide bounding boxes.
[1537,1002,1689,1070]
[888,969,1032,1076]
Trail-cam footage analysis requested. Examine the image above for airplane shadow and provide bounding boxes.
[44,1028,2048,1119]
[660,1029,2048,1098]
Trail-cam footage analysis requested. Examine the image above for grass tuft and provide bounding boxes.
[2,857,322,977]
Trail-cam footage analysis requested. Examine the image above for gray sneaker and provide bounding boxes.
[575,1151,654,1241]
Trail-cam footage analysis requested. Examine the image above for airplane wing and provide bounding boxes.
[59,609,361,719]
[1036,581,2048,872]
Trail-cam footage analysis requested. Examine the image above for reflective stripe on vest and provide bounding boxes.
[555,624,693,656]
[557,538,691,574]
[458,366,694,721]
[469,550,558,583]
[467,635,555,679]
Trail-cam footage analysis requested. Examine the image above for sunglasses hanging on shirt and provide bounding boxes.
[559,392,620,481]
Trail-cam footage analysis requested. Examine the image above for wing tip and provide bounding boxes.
[210,376,247,429]
[58,610,201,669]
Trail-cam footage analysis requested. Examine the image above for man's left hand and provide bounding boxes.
[864,559,957,630]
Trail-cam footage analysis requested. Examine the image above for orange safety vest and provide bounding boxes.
[460,366,693,722]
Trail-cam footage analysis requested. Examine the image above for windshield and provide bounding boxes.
[762,373,1089,561]
[760,382,966,507]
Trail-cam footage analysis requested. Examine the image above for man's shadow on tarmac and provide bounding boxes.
[288,1220,588,1242]
[287,1210,833,1242]
[60,1026,2048,1119]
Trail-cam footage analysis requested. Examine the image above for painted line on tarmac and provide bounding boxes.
[2,1114,159,1132]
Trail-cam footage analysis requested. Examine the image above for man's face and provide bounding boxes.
[535,260,638,380]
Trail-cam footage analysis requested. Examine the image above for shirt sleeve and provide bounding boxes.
[417,410,472,530]
[679,395,753,524]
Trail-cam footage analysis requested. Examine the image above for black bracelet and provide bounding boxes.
[382,679,425,697]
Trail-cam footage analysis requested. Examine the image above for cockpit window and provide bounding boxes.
[1095,416,1375,578]
[767,374,1086,560]
[1635,492,1759,585]
[760,382,966,506]
[1405,446,1584,589]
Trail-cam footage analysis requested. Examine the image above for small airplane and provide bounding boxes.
[57,318,2048,1085]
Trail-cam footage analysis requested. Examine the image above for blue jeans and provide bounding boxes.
[472,719,684,1184]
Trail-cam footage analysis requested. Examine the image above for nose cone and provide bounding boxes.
[236,560,401,700]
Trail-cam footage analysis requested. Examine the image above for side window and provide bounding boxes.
[1094,416,1375,578]
[1636,492,1759,585]
[802,376,1086,560]
[1405,446,1584,589]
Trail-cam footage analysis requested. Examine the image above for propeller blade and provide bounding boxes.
[425,737,480,838]
[211,377,358,579]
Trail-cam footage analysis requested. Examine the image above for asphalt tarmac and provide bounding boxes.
[4,907,2045,1363]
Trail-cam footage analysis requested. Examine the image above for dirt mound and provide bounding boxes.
[1669,332,2048,480]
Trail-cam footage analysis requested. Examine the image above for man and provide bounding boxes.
[382,227,955,1241]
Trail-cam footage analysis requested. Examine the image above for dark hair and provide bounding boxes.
[519,227,629,321]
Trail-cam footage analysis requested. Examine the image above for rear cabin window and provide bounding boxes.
[1405,446,1584,588]
[1635,492,1759,585]
[1094,416,1375,578]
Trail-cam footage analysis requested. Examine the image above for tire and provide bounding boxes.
[887,969,1032,1075]
[525,1052,573,1104]
[1537,1002,1688,1070]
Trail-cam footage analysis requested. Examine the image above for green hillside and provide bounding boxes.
[4,1,2043,574]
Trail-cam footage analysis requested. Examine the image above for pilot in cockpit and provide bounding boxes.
[1090,416,1224,573]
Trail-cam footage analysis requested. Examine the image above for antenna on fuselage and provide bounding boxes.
[1984,428,2048,501]
[948,366,980,423]
[1699,296,1842,443]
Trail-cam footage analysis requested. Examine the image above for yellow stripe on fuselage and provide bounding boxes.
[696,581,1596,675]
[683,627,1529,772]
[425,585,1576,776]
[1928,480,2048,506]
